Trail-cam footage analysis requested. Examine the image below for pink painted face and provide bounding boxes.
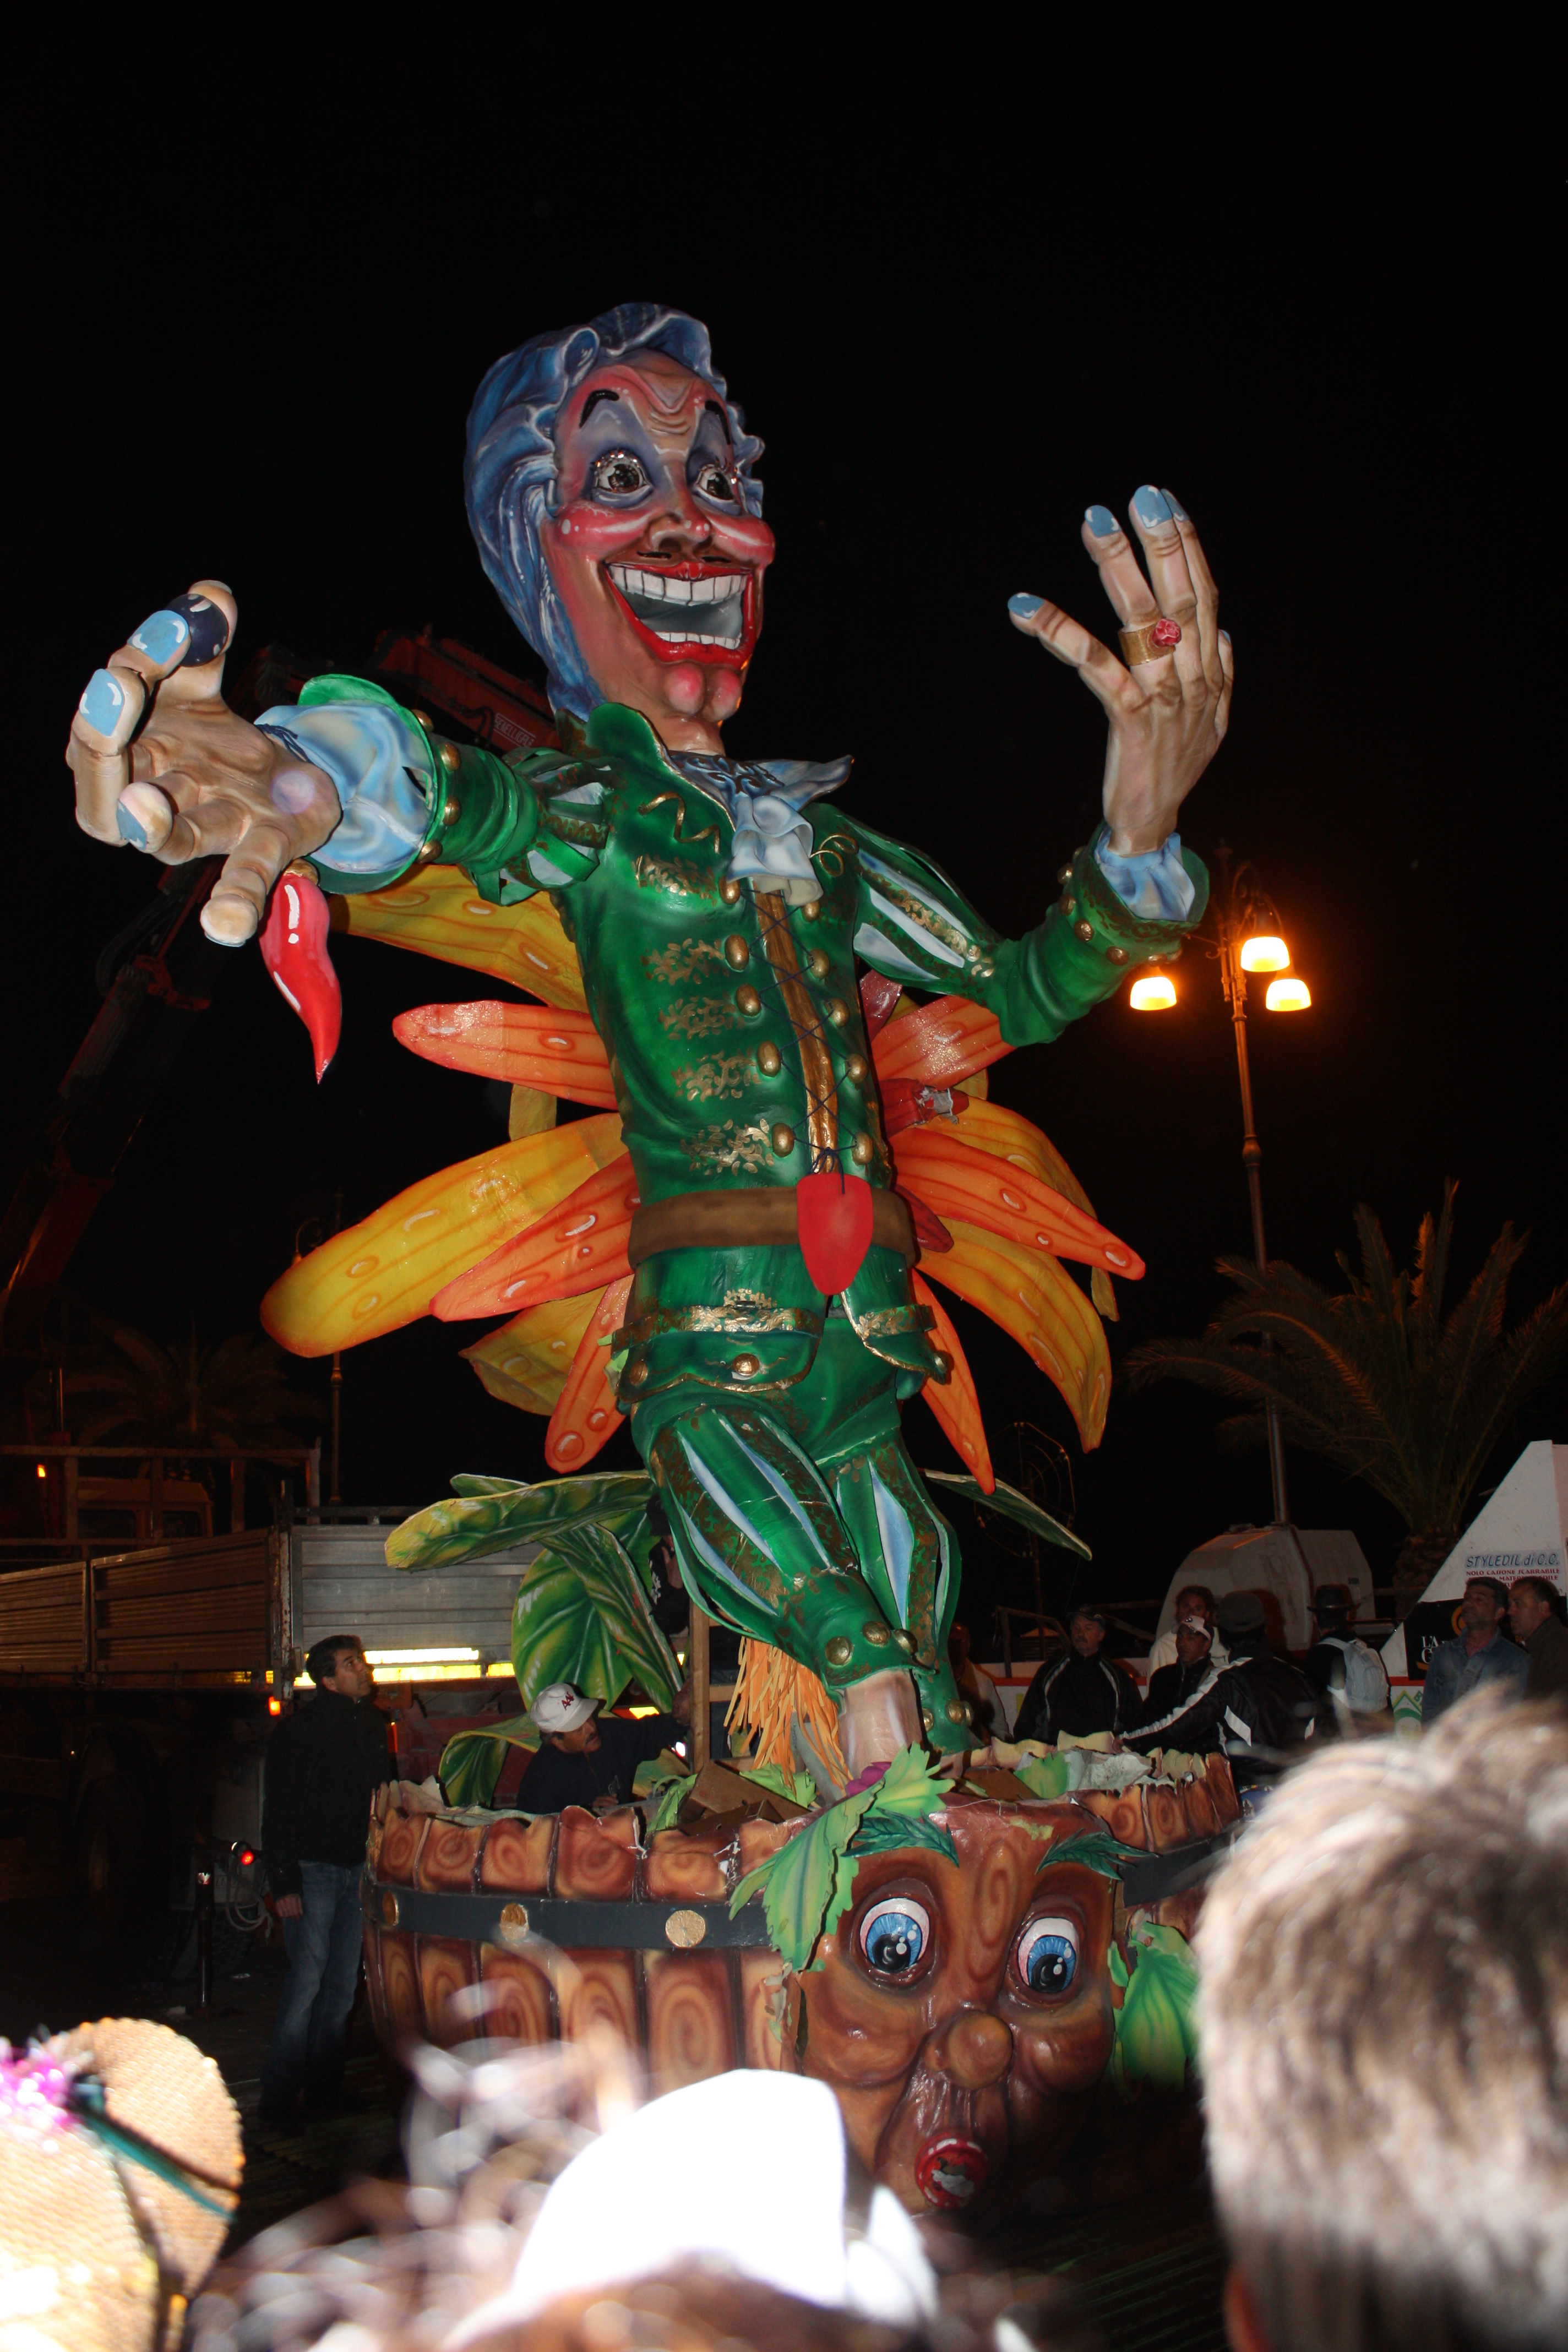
[545,350,776,747]
[794,1799,1119,2215]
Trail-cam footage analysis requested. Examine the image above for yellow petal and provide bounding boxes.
[333,864,587,1011]
[261,1114,624,1355]
[460,1293,600,1415]
[920,1219,1111,1449]
[946,1097,1099,1217]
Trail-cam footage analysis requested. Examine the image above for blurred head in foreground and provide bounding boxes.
[1197,1696,1568,2352]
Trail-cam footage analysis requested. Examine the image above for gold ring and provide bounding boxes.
[1119,616,1182,665]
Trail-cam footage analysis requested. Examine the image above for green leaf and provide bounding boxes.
[648,1772,698,1834]
[438,1714,538,1808]
[850,1807,959,1865]
[861,1744,953,1821]
[510,1522,680,1712]
[1014,1751,1074,1800]
[922,1471,1090,1560]
[1039,1828,1140,1880]
[729,1784,879,1973]
[1109,1922,1200,2097]
[386,1472,654,1571]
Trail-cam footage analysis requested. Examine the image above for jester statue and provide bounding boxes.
[66,303,1229,1777]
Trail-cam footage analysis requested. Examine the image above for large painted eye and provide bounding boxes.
[590,449,651,498]
[693,459,738,503]
[1014,1915,1079,1996]
[858,1896,932,1978]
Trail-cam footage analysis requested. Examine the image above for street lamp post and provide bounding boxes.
[1129,843,1312,1529]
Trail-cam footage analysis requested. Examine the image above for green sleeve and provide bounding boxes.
[843,813,1208,1046]
[296,673,610,904]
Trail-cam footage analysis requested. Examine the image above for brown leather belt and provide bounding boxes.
[628,1185,917,1270]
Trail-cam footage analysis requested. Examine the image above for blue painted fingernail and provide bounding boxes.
[1219,628,1232,645]
[128,608,191,665]
[115,799,148,847]
[1008,592,1044,617]
[79,668,127,734]
[1085,505,1118,538]
[1162,489,1189,521]
[1131,485,1172,529]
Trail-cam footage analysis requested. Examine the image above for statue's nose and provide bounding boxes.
[927,2006,1012,2089]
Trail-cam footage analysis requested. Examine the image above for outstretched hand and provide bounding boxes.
[1008,489,1233,856]
[66,582,341,944]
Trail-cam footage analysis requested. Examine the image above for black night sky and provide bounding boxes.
[12,70,1562,1634]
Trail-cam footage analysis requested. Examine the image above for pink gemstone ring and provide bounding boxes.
[1119,615,1184,665]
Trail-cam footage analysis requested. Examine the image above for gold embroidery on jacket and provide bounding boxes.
[679,1120,775,1175]
[638,791,723,855]
[671,1054,754,1102]
[634,853,718,900]
[644,938,725,984]
[658,999,733,1042]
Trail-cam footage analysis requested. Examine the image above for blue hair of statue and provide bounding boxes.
[464,302,764,716]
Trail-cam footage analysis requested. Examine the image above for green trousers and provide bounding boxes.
[632,1310,971,1753]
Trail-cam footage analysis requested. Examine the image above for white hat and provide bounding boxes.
[529,1683,598,1735]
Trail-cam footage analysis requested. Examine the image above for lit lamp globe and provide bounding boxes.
[1265,975,1311,1011]
[1239,933,1291,972]
[1129,970,1177,1011]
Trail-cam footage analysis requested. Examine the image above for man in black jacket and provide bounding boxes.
[1141,1611,1216,1727]
[1125,1591,1324,1760]
[1014,1608,1140,1744]
[259,1634,392,2126]
[515,1682,689,1815]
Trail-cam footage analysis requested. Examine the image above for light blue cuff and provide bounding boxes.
[257,701,434,876]
[1093,824,1195,922]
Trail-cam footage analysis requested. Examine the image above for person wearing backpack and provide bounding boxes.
[1303,1586,1389,1729]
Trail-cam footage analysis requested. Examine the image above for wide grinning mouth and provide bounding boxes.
[605,562,750,652]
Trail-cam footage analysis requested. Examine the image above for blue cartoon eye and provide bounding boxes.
[1014,1915,1079,1996]
[858,1896,932,1978]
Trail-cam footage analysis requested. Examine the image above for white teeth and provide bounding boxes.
[608,563,745,609]
[654,628,743,647]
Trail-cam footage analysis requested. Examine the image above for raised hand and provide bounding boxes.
[66,583,342,944]
[1007,489,1233,855]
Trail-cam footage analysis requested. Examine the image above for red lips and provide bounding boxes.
[913,2133,990,2209]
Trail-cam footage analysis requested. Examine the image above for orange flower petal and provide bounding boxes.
[919,1221,1112,1450]
[911,1274,994,1491]
[870,995,1012,1088]
[394,1002,615,1107]
[545,1275,633,1472]
[334,864,587,1010]
[894,1127,1143,1277]
[432,1152,638,1319]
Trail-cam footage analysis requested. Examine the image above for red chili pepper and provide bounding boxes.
[794,1169,875,1294]
[259,868,341,1082]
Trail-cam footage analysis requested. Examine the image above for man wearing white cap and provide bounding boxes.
[516,1681,689,1815]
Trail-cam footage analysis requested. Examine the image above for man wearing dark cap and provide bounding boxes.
[1141,1608,1217,1727]
[1124,1590,1324,1758]
[1014,1605,1140,1745]
[1421,1576,1529,1724]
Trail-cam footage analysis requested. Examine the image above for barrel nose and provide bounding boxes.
[927,2006,1012,2090]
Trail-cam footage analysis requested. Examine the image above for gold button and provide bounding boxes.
[411,709,433,732]
[1060,893,1075,916]
[921,1707,935,1730]
[724,933,750,970]
[628,1359,649,1387]
[757,1042,782,1075]
[807,948,830,979]
[720,878,742,905]
[826,1636,853,1669]
[441,797,461,825]
[945,1698,971,1725]
[826,998,848,1027]
[416,841,439,863]
[1075,919,1094,943]
[770,1123,796,1157]
[801,899,822,921]
[863,1621,891,1647]
[1057,862,1073,885]
[851,1133,874,1166]
[736,984,761,1016]
[380,1888,400,1926]
[731,1353,761,1379]
[439,741,461,775]
[1107,945,1129,965]
[932,1351,951,1377]
[892,1629,913,1652]
[843,1053,867,1084]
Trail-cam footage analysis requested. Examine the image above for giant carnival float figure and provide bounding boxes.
[66,304,1236,2211]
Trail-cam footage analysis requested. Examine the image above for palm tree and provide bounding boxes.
[1123,1185,1568,1604]
[65,1315,323,1450]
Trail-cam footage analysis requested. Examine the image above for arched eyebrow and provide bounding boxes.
[703,399,730,435]
[581,388,621,420]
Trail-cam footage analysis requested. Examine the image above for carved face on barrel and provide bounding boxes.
[793,1798,1119,2212]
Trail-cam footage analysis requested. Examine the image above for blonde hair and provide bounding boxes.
[1196,1697,1568,2351]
